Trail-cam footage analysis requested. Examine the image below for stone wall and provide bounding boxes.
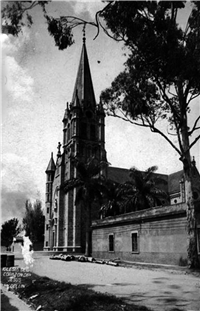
[92,203,188,265]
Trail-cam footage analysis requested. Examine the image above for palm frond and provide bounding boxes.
[64,178,83,192]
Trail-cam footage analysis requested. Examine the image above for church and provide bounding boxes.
[43,37,200,265]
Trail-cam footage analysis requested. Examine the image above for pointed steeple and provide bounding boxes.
[71,36,96,109]
[45,152,56,173]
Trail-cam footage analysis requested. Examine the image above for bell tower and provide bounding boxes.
[62,35,106,165]
[44,34,107,252]
[61,35,107,252]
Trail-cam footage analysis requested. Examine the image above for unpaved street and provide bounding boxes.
[16,254,200,311]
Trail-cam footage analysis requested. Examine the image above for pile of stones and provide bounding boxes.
[49,254,119,266]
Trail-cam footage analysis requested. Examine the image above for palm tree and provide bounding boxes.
[121,166,168,212]
[64,157,107,256]
[100,180,124,218]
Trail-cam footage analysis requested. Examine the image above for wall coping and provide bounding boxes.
[92,203,187,228]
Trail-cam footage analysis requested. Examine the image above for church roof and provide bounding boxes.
[107,166,179,195]
[168,170,183,194]
[46,152,56,173]
[107,167,131,184]
[71,39,96,109]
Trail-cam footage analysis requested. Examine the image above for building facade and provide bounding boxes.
[92,203,189,265]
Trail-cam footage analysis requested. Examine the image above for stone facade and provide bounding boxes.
[92,203,200,265]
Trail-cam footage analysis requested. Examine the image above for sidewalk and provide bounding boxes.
[1,284,34,311]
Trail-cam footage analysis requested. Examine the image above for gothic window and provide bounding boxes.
[98,125,101,140]
[71,120,76,136]
[67,124,71,141]
[47,175,52,182]
[76,143,79,156]
[63,129,67,145]
[81,122,87,138]
[65,166,68,179]
[87,146,91,158]
[90,124,96,140]
[47,207,49,213]
[47,183,52,193]
[73,121,76,136]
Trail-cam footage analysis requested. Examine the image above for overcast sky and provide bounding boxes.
[1,1,200,224]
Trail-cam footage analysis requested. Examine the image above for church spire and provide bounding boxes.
[45,152,56,173]
[71,29,96,110]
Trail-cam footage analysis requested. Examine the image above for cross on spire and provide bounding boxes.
[83,23,86,44]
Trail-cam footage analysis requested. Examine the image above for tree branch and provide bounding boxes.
[188,116,200,136]
[188,134,200,152]
[106,108,149,128]
[150,126,182,156]
[106,107,182,156]
[187,92,200,106]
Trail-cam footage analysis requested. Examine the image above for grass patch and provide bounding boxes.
[1,269,151,311]
[1,265,188,311]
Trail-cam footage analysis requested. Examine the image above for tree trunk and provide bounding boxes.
[181,116,199,268]
[183,158,199,268]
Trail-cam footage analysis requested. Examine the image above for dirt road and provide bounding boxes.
[15,254,200,311]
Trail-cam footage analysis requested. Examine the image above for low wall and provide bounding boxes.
[92,204,188,266]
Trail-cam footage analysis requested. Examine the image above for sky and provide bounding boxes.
[1,0,200,225]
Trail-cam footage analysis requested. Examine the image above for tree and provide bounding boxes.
[23,200,45,244]
[64,157,107,256]
[121,166,168,213]
[100,180,124,217]
[1,218,21,250]
[98,1,200,268]
[101,166,168,217]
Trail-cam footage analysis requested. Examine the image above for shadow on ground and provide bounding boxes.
[80,283,186,311]
[1,292,19,311]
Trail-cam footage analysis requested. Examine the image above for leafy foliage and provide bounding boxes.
[1,1,111,50]
[1,1,48,35]
[1,218,21,248]
[46,15,74,50]
[101,166,168,217]
[121,166,168,212]
[100,1,200,161]
[99,1,200,192]
[22,200,44,244]
[64,157,107,207]
[100,180,124,217]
